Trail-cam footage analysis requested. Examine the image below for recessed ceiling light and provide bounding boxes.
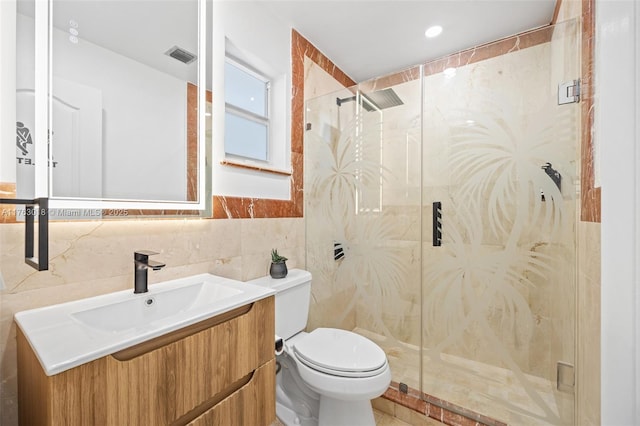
[425,25,443,38]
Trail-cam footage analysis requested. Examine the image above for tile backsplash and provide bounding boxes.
[0,216,304,425]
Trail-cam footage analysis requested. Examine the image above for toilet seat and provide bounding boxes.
[293,328,388,378]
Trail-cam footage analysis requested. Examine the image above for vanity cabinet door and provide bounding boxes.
[105,296,274,425]
[17,332,109,426]
[187,359,276,426]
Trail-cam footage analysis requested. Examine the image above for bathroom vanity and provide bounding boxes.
[15,274,276,426]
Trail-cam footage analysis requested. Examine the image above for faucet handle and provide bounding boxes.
[135,250,159,257]
[134,250,161,264]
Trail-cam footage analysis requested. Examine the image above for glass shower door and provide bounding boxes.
[304,74,423,392]
[421,20,580,425]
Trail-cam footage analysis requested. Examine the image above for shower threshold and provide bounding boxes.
[354,328,572,426]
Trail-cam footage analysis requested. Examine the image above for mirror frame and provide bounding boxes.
[33,0,207,211]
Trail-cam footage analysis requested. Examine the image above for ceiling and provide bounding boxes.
[264,0,557,82]
[41,0,199,83]
[18,0,557,85]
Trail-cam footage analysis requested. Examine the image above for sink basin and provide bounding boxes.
[15,274,275,376]
[71,281,242,333]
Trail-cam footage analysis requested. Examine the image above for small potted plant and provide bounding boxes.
[270,249,288,279]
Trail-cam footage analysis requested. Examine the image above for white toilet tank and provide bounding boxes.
[247,269,312,340]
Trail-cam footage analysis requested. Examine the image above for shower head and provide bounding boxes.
[364,88,404,110]
[336,88,404,112]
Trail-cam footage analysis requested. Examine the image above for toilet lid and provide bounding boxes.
[293,328,387,378]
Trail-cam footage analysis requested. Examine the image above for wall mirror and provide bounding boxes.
[15,0,207,213]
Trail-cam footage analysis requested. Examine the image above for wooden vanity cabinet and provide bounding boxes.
[186,360,275,426]
[17,296,276,426]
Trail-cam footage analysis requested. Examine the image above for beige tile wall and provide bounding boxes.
[303,0,601,422]
[576,221,601,425]
[555,1,601,424]
[0,217,304,425]
[0,6,601,425]
[303,58,358,333]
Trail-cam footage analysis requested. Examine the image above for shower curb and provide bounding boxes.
[379,381,507,426]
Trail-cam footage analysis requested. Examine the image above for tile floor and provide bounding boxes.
[272,409,439,426]
[356,328,573,425]
[375,409,439,425]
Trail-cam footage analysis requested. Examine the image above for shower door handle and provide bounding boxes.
[433,202,442,246]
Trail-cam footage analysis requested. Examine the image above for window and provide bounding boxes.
[224,57,270,162]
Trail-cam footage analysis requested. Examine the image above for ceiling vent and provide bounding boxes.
[165,46,197,65]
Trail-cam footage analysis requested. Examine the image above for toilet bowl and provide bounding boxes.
[248,269,391,426]
[291,328,390,399]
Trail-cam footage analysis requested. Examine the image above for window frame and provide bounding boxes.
[224,55,271,162]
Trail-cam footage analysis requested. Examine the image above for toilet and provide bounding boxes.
[248,269,391,426]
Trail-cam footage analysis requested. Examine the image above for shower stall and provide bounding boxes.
[304,20,580,425]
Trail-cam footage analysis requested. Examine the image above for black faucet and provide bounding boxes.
[134,250,166,294]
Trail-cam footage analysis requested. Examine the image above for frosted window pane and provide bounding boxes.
[224,112,268,161]
[224,62,267,117]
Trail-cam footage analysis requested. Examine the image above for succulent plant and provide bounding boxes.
[271,249,288,263]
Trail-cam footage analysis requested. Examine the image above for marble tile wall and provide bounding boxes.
[578,0,600,223]
[558,0,601,424]
[384,25,578,374]
[0,5,601,426]
[305,11,595,426]
[0,217,304,425]
[303,0,600,423]
[0,183,16,224]
[303,59,359,333]
[425,0,602,423]
[576,221,600,425]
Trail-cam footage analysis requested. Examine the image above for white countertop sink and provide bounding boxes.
[15,274,275,376]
